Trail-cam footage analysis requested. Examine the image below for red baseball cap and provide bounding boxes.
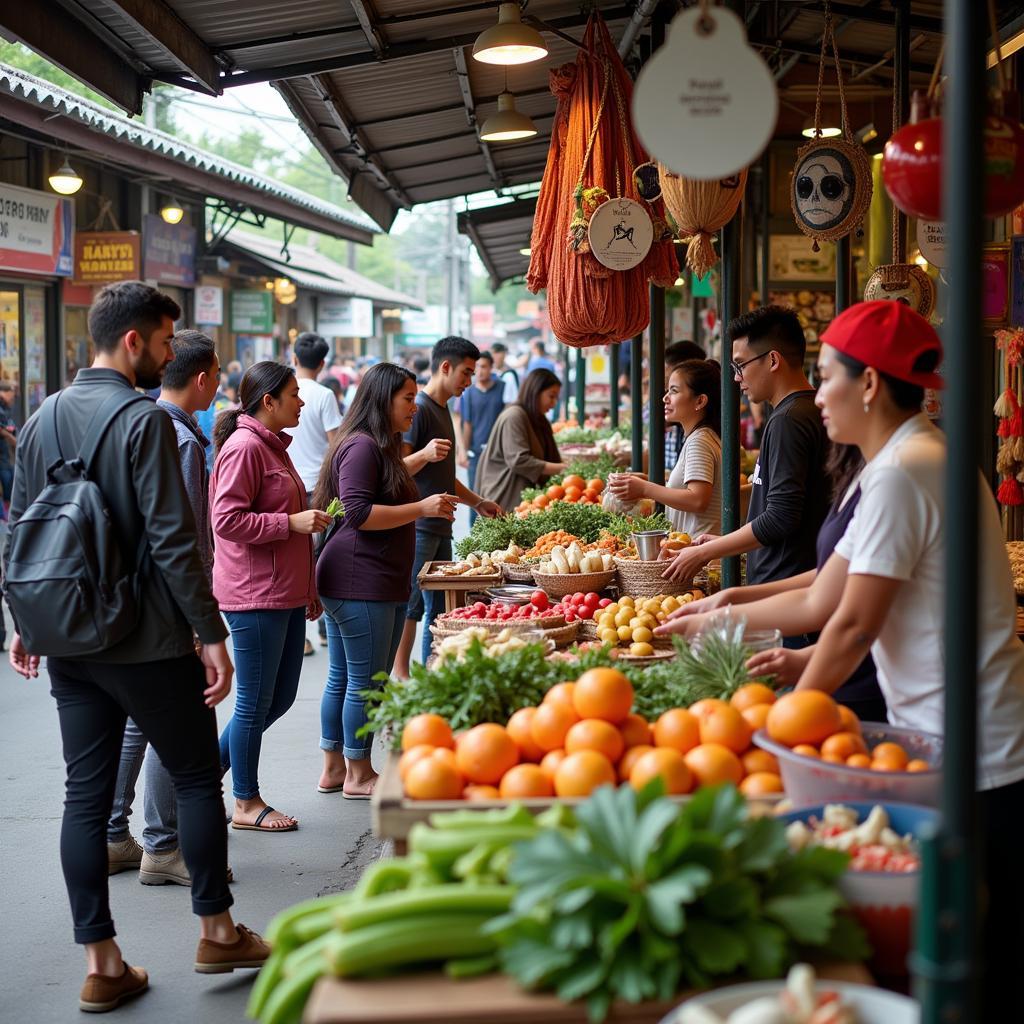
[820,300,944,389]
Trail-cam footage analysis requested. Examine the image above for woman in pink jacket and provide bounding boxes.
[211,362,330,833]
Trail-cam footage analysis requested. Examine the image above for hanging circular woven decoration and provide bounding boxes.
[633,162,662,202]
[789,6,872,247]
[863,264,937,319]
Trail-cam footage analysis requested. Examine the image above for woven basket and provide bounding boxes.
[614,649,678,666]
[431,613,566,637]
[531,568,616,598]
[614,556,692,598]
[577,619,600,642]
[540,620,581,647]
[501,562,535,584]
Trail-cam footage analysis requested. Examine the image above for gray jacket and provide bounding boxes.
[4,368,227,663]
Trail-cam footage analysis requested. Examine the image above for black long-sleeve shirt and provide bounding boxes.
[745,390,830,585]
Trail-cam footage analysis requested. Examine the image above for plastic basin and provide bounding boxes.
[662,979,919,1023]
[753,722,943,807]
[779,802,938,976]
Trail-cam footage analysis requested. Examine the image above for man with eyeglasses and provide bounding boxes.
[664,307,830,642]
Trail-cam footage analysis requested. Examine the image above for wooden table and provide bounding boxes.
[306,963,873,1023]
[417,561,503,614]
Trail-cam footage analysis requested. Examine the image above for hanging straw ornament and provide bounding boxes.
[790,6,872,250]
[658,169,748,279]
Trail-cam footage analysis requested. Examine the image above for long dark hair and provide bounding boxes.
[825,443,865,504]
[214,361,295,452]
[671,359,721,436]
[515,368,561,462]
[312,362,417,510]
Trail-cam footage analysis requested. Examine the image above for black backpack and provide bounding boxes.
[3,389,149,657]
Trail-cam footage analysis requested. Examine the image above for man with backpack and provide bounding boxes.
[3,282,269,1013]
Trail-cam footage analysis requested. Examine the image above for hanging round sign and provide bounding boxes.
[632,6,778,180]
[863,264,937,319]
[791,137,873,245]
[588,197,653,271]
[916,220,946,268]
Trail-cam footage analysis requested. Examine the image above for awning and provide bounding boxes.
[218,228,423,309]
[458,197,537,292]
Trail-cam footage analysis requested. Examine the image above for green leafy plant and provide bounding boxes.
[325,498,345,518]
[454,514,540,559]
[487,784,868,1022]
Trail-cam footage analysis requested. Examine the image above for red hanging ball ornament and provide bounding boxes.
[883,91,1024,220]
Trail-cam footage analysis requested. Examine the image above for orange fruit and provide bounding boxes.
[531,701,580,752]
[698,705,753,754]
[463,784,501,801]
[741,703,772,731]
[870,758,904,772]
[766,691,842,748]
[547,484,566,500]
[837,705,863,734]
[689,698,730,720]
[683,743,743,787]
[730,683,777,711]
[401,713,454,752]
[539,748,567,781]
[564,486,582,502]
[499,764,555,799]
[455,723,519,784]
[846,753,872,769]
[562,474,586,491]
[565,718,625,763]
[619,713,653,749]
[906,758,930,772]
[739,771,784,796]
[506,707,545,762]
[573,668,634,723]
[792,744,821,759]
[534,494,551,509]
[543,681,577,710]
[653,708,701,754]
[822,753,846,764]
[741,748,779,776]
[820,731,868,761]
[618,744,655,782]
[870,742,909,769]
[553,750,616,797]
[404,755,463,800]
[398,743,438,780]
[629,748,693,794]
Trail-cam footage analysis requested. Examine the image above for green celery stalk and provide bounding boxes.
[428,805,535,830]
[408,823,539,873]
[353,859,415,898]
[246,947,286,1020]
[445,953,499,979]
[265,891,354,947]
[333,884,512,933]
[259,955,325,1024]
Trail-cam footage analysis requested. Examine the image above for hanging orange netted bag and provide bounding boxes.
[527,13,678,348]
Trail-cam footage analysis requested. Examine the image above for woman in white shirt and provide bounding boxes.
[608,360,722,537]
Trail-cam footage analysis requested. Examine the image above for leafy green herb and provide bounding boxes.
[325,497,346,518]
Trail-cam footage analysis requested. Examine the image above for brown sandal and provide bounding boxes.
[230,806,297,833]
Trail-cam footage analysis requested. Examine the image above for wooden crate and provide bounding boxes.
[417,561,503,613]
[306,963,873,1023]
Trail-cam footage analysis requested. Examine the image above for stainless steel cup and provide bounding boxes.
[632,530,668,561]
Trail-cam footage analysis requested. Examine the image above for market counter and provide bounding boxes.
[305,963,873,1023]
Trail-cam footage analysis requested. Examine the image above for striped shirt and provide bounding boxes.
[666,425,722,537]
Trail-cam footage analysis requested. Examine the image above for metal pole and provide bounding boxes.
[835,236,851,314]
[575,348,586,425]
[759,153,770,306]
[649,284,666,489]
[894,0,911,261]
[562,344,571,420]
[691,294,702,350]
[912,3,984,1022]
[720,213,742,588]
[630,333,643,471]
[609,343,620,429]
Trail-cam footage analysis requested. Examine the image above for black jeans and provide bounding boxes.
[48,653,233,944]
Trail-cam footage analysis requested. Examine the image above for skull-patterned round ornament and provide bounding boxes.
[863,264,936,319]
[790,136,873,246]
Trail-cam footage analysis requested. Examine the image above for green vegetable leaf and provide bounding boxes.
[500,936,575,987]
[598,897,642,959]
[820,911,872,963]
[551,912,594,951]
[736,919,790,979]
[555,957,607,1002]
[702,877,759,922]
[608,947,655,1004]
[734,815,791,873]
[325,497,346,517]
[682,918,748,975]
[764,889,845,945]
[574,783,636,866]
[629,792,680,874]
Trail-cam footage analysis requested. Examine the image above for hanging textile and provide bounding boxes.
[527,13,678,348]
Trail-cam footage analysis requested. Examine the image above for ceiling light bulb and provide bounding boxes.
[274,277,297,304]
[160,198,185,224]
[48,159,83,195]
[480,92,538,142]
[473,3,548,65]
[801,112,842,139]
[519,247,532,256]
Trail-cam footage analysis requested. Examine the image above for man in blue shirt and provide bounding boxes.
[457,351,506,524]
[526,340,558,376]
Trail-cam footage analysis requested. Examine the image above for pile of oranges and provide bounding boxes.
[515,474,605,515]
[765,690,930,772]
[399,669,788,802]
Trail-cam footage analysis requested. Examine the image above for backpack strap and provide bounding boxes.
[39,393,66,480]
[78,388,151,475]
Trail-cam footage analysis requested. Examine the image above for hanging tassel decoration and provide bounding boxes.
[998,476,1024,506]
[995,388,1016,418]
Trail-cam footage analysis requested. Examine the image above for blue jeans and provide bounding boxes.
[406,530,452,664]
[467,454,479,526]
[320,597,405,759]
[107,718,178,853]
[219,607,306,800]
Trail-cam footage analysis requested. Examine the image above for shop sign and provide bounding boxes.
[471,304,495,337]
[0,182,73,277]
[195,285,224,326]
[691,271,715,297]
[916,220,946,269]
[319,295,374,337]
[143,214,196,286]
[231,290,274,333]
[588,198,653,271]
[74,231,140,284]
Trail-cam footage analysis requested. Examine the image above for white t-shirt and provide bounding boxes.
[283,377,343,492]
[834,413,1024,791]
[666,425,722,538]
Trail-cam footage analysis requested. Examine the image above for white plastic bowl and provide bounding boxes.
[662,979,919,1023]
[753,723,943,808]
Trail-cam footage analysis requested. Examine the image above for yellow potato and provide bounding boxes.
[615,609,633,627]
[656,612,667,622]
[630,641,655,657]
[632,626,653,643]
[619,596,635,608]
[599,628,620,644]
[628,616,644,629]
[605,603,619,616]
[598,613,616,630]
[662,596,679,613]
[680,594,694,605]
[617,625,634,642]
[642,599,661,614]
[638,613,657,628]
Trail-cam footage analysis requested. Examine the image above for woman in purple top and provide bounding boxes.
[311,363,458,798]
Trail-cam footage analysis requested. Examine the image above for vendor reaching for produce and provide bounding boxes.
[662,308,830,629]
[395,336,503,677]
[608,360,722,539]
[659,301,1024,1004]
[474,368,568,514]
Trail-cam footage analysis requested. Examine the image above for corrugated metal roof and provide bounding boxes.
[0,63,378,239]
[458,197,537,292]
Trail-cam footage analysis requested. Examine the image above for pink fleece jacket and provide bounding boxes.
[210,414,316,611]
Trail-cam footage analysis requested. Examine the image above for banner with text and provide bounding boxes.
[0,182,73,277]
[143,214,197,286]
[74,231,141,284]
[318,295,374,337]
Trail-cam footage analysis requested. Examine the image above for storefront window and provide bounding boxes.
[23,286,46,415]
[0,290,21,426]
[65,306,92,386]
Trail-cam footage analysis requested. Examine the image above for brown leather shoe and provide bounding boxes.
[194,923,270,974]
[79,963,149,1013]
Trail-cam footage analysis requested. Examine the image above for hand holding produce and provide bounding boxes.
[662,540,714,582]
[325,497,346,518]
[289,509,333,534]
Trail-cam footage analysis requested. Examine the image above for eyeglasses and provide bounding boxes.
[730,350,772,379]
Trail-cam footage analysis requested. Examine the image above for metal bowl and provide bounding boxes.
[483,584,537,605]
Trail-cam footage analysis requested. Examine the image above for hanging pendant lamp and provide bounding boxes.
[473,3,548,65]
[48,157,83,195]
[480,89,537,142]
